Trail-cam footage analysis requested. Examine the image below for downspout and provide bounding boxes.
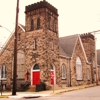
[68,57,71,87]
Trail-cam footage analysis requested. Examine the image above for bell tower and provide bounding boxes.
[25,0,58,33]
[25,0,61,88]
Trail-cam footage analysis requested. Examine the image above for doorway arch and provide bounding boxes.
[31,64,40,85]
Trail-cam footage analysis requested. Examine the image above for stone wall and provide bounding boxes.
[71,38,93,86]
[0,26,25,89]
[24,0,60,87]
[59,56,70,87]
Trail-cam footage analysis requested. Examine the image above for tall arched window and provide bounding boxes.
[37,18,40,29]
[62,64,66,79]
[87,69,90,81]
[76,57,83,80]
[31,19,34,30]
[33,39,37,50]
[17,50,25,79]
[53,19,56,32]
[1,64,6,79]
[93,61,95,68]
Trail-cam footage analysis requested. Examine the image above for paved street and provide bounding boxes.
[33,86,100,100]
[1,85,100,100]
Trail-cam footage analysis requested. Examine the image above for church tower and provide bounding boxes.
[25,0,61,89]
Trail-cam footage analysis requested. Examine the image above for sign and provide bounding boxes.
[50,71,54,85]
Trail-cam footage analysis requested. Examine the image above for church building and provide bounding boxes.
[0,0,98,91]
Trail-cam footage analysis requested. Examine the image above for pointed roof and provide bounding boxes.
[18,24,25,32]
[59,34,78,57]
[59,46,68,57]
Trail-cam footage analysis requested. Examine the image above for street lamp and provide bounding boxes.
[0,25,12,33]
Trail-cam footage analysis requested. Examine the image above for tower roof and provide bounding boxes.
[25,0,58,15]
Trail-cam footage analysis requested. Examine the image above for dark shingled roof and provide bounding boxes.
[59,46,68,57]
[97,49,100,65]
[59,34,78,57]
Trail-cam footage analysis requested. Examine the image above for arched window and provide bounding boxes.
[93,61,95,68]
[31,19,34,30]
[17,50,25,79]
[37,18,40,29]
[87,69,90,81]
[0,64,6,79]
[33,39,37,50]
[53,19,56,32]
[62,64,66,79]
[33,64,39,70]
[48,16,50,29]
[18,33,21,41]
[50,65,54,70]
[98,67,100,81]
[76,57,83,80]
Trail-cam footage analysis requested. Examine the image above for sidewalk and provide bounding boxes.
[0,83,98,99]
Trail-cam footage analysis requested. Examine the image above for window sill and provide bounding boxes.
[1,78,6,80]
[62,78,66,80]
[76,80,83,81]
[17,78,24,80]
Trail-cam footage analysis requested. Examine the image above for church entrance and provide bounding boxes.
[31,64,40,85]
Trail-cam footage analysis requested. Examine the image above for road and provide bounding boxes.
[36,86,100,100]
[1,86,100,100]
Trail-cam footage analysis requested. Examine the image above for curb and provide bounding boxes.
[52,84,97,95]
[0,84,98,98]
[0,96,8,98]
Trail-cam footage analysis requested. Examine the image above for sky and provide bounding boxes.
[0,0,100,49]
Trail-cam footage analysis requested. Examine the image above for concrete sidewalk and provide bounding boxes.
[0,83,98,99]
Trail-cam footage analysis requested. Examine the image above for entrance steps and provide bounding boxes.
[26,84,66,92]
[49,85,62,90]
[26,86,36,92]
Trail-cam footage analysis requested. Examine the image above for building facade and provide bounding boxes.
[0,0,98,91]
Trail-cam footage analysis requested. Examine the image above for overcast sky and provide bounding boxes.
[0,0,100,49]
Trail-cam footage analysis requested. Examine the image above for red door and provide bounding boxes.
[32,71,40,85]
[50,71,54,85]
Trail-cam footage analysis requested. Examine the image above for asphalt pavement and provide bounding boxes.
[0,83,98,99]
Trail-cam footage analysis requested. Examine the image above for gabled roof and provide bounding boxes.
[18,24,25,32]
[0,24,25,55]
[59,46,68,57]
[97,49,100,65]
[59,34,78,57]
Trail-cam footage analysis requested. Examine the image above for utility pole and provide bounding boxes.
[12,0,19,95]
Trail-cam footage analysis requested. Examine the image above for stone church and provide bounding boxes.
[0,0,98,91]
